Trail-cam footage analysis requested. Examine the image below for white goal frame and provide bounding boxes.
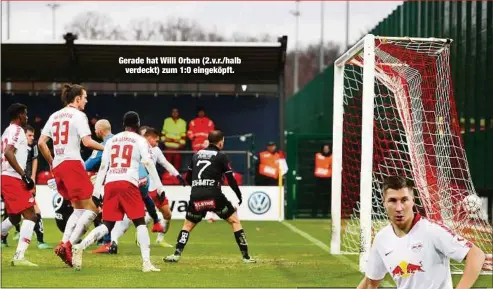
[330,34,452,273]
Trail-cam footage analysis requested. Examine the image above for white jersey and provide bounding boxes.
[41,106,92,168]
[148,146,179,191]
[101,131,152,187]
[366,215,471,289]
[1,124,28,179]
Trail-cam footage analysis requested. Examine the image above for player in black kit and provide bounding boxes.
[163,130,256,263]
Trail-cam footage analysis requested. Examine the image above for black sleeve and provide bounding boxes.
[221,154,242,201]
[185,157,193,185]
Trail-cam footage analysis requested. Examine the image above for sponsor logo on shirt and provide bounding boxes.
[391,261,425,278]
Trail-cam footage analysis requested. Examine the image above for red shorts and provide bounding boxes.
[1,176,35,215]
[103,181,145,221]
[148,190,169,208]
[52,160,93,202]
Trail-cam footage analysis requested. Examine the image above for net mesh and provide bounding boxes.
[339,38,492,272]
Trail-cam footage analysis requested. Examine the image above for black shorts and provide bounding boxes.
[186,191,236,224]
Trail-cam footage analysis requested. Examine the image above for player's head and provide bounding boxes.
[25,125,35,145]
[61,84,87,110]
[95,119,111,139]
[7,103,28,126]
[382,176,415,229]
[143,127,160,147]
[139,126,149,136]
[197,106,205,117]
[171,108,179,119]
[123,111,140,132]
[266,141,276,153]
[208,130,224,150]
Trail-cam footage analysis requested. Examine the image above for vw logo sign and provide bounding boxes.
[248,191,271,215]
[52,192,64,211]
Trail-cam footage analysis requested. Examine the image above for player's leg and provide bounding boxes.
[1,213,14,246]
[140,186,162,233]
[91,215,131,254]
[217,195,255,263]
[33,203,51,249]
[10,207,39,266]
[163,198,203,263]
[72,182,122,270]
[155,204,172,247]
[123,182,160,272]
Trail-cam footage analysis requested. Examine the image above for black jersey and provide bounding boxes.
[188,145,232,192]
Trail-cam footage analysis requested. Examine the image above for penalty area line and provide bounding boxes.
[280,221,394,288]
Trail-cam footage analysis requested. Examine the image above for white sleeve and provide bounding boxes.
[76,113,92,138]
[41,115,53,138]
[365,236,388,281]
[139,138,164,191]
[93,139,112,198]
[9,126,24,150]
[430,221,472,262]
[154,147,179,176]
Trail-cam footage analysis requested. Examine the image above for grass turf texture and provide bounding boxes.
[1,219,491,287]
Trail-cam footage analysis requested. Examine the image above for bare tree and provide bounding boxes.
[128,18,159,41]
[285,41,341,98]
[65,11,125,40]
[155,17,207,41]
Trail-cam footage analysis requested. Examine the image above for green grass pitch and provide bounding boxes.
[1,219,491,287]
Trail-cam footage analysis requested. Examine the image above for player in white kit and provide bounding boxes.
[1,103,38,266]
[357,176,491,289]
[71,111,164,272]
[38,84,104,267]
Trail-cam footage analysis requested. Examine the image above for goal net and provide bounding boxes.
[330,34,492,274]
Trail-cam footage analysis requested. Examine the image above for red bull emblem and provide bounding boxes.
[391,261,424,278]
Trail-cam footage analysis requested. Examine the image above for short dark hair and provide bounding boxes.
[208,130,224,145]
[123,111,140,130]
[61,83,85,105]
[383,176,414,195]
[25,125,35,132]
[144,127,159,137]
[7,103,27,121]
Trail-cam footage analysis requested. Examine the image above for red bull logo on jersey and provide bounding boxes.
[391,261,425,278]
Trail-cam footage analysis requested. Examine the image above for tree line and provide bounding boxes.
[66,11,342,97]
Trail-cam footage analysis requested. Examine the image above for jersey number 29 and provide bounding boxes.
[110,145,133,168]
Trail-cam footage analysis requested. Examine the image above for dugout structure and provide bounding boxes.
[1,33,288,150]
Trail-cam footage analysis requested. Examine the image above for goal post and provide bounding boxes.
[330,34,493,274]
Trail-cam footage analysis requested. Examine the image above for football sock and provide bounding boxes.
[80,224,109,250]
[62,209,84,243]
[174,230,190,256]
[234,229,250,259]
[13,220,35,260]
[33,214,44,243]
[136,225,151,263]
[69,210,97,244]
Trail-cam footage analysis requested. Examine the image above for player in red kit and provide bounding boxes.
[71,111,165,272]
[38,84,104,267]
[1,103,38,266]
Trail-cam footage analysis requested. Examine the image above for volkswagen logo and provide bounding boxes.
[248,191,271,215]
[52,192,64,211]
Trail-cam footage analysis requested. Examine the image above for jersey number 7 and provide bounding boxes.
[197,160,211,179]
[110,145,133,168]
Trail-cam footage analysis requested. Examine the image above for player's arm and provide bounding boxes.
[4,144,25,177]
[140,140,165,195]
[356,277,381,289]
[38,118,54,167]
[84,150,103,171]
[456,244,486,289]
[31,145,39,181]
[155,148,185,185]
[78,114,104,151]
[92,141,111,199]
[430,222,485,289]
[357,236,386,289]
[221,154,242,205]
[185,158,193,185]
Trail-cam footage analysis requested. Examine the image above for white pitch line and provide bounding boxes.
[281,221,394,288]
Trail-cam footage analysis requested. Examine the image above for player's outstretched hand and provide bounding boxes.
[22,174,35,190]
[238,196,243,206]
[483,254,492,271]
[177,175,186,186]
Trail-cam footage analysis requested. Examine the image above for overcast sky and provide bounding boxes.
[2,1,402,51]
